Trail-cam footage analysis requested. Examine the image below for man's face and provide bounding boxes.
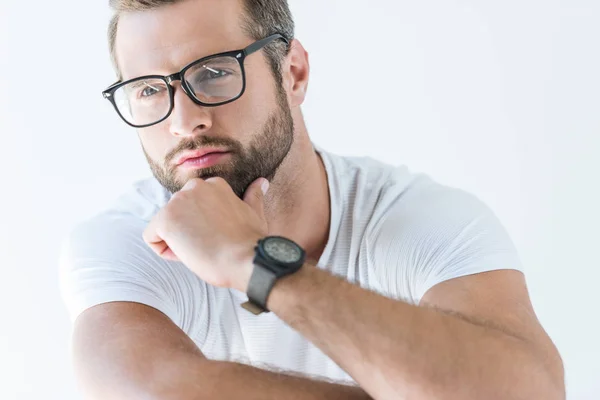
[115,0,294,197]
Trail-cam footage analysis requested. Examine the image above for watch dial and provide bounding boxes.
[264,237,302,264]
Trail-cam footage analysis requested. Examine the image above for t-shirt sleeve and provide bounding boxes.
[58,212,208,342]
[369,181,524,305]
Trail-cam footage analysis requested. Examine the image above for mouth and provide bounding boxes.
[175,147,231,165]
[177,151,231,169]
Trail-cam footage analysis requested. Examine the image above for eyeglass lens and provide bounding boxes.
[113,55,244,127]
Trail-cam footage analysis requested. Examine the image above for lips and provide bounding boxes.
[175,148,230,166]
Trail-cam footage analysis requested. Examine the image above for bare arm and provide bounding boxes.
[72,301,371,400]
[267,267,565,400]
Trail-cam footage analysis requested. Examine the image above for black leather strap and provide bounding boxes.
[243,264,277,314]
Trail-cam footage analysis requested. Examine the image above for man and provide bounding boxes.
[59,0,565,399]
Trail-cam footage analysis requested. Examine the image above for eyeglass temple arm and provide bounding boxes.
[244,33,289,57]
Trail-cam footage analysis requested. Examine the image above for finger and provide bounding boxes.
[243,177,269,220]
[143,217,167,254]
[143,210,178,261]
[144,222,180,262]
[159,246,180,262]
[142,214,161,248]
[181,178,200,192]
[205,176,230,190]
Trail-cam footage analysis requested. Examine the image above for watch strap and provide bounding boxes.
[242,262,277,314]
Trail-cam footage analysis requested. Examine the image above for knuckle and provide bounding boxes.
[207,177,232,191]
[162,202,181,222]
[169,191,185,203]
[178,178,201,192]
[207,176,226,185]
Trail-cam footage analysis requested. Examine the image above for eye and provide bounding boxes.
[140,85,158,97]
[200,66,231,81]
[139,82,166,98]
[141,87,157,97]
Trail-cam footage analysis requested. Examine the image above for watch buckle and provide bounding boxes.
[241,301,269,315]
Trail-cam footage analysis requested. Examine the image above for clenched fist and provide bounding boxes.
[143,176,270,292]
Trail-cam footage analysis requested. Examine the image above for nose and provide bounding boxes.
[167,82,213,138]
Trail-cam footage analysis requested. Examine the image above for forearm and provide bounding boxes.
[152,357,371,400]
[268,266,562,400]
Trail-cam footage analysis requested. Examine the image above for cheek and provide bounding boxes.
[212,75,277,137]
[245,63,280,112]
[138,128,172,161]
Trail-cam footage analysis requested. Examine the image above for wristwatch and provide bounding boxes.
[241,236,306,315]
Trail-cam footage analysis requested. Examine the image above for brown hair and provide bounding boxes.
[107,0,294,84]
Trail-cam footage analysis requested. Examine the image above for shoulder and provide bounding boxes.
[318,147,421,214]
[61,176,171,259]
[319,147,417,189]
[318,146,494,235]
[373,177,504,243]
[365,174,522,304]
[58,178,205,334]
[376,176,495,231]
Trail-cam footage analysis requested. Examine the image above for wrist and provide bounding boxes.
[241,236,307,314]
[266,262,312,312]
[233,236,263,293]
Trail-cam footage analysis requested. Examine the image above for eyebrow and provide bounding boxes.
[132,81,159,88]
[198,56,239,68]
[123,48,243,82]
[124,80,165,93]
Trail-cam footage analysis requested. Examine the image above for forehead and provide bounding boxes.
[115,0,250,80]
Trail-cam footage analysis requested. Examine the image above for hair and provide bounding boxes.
[107,0,294,85]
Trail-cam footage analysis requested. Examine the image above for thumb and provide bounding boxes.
[243,177,269,220]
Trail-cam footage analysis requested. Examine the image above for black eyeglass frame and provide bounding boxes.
[102,33,289,128]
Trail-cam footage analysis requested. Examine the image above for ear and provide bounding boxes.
[282,39,310,108]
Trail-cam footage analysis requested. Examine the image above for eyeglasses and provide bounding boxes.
[102,33,289,128]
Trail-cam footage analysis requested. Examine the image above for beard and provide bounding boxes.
[143,88,295,199]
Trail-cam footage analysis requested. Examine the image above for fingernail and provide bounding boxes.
[261,179,270,195]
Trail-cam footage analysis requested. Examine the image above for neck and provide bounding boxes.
[262,110,331,265]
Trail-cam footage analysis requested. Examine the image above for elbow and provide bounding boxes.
[501,346,566,400]
[541,353,566,400]
[530,338,565,400]
[525,368,565,400]
[496,346,565,400]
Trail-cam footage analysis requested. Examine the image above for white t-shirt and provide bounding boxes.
[59,144,523,384]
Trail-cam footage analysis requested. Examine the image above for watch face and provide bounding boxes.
[263,237,302,264]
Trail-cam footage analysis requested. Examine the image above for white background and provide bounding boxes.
[0,0,598,399]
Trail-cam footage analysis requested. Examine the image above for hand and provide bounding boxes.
[143,176,270,292]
